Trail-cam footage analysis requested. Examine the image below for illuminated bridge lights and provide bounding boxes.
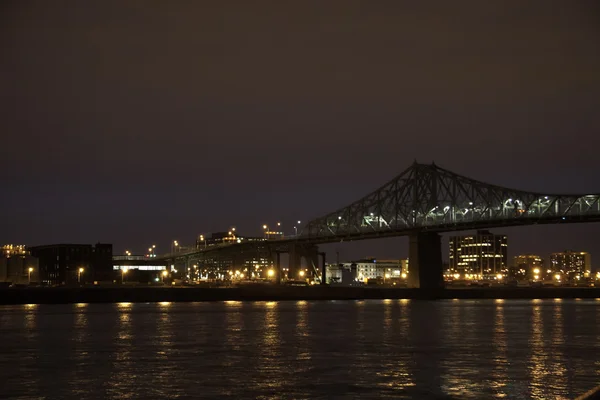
[303,162,600,241]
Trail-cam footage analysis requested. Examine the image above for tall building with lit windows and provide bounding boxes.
[448,230,508,279]
[550,251,591,280]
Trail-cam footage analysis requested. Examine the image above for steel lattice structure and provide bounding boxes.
[300,162,600,243]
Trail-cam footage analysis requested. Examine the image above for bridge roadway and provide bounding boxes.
[158,162,600,289]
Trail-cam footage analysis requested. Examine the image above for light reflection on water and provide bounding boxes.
[491,300,507,398]
[0,300,599,399]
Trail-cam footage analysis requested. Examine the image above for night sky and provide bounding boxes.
[2,1,600,265]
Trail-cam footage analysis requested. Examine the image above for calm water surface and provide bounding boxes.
[1,299,600,399]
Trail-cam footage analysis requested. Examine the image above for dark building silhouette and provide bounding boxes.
[29,243,113,285]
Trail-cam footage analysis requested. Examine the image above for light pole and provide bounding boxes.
[199,235,207,249]
[263,224,268,239]
[162,270,168,283]
[122,268,128,284]
[28,267,33,284]
[172,240,179,253]
[78,267,84,284]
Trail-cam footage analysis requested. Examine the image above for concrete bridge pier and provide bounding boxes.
[288,245,302,280]
[287,243,319,281]
[319,252,327,285]
[407,232,444,289]
[275,252,281,285]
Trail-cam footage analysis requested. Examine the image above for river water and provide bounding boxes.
[1,299,599,399]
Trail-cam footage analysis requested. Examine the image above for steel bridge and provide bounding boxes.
[161,162,600,289]
[301,161,600,242]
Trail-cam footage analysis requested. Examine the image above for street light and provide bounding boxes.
[28,267,33,284]
[199,235,207,249]
[299,270,305,278]
[122,268,128,284]
[162,270,168,283]
[267,269,275,278]
[78,267,84,284]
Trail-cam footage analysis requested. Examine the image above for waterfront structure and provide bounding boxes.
[336,258,408,284]
[550,251,591,281]
[29,243,113,285]
[512,254,544,280]
[0,245,39,285]
[112,254,168,283]
[448,230,508,280]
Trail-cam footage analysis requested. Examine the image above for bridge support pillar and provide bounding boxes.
[407,232,444,289]
[320,252,327,285]
[276,252,281,285]
[287,243,319,281]
[288,244,301,280]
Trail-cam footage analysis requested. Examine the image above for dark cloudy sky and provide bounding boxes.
[2,1,600,264]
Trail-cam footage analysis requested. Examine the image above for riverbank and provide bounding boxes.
[1,285,600,305]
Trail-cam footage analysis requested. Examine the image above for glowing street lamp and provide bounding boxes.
[162,270,168,283]
[28,267,33,284]
[267,269,275,278]
[78,267,84,284]
[299,270,305,278]
[122,268,128,284]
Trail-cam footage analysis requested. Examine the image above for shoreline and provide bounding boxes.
[1,286,600,305]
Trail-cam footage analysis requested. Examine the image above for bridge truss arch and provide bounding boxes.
[301,162,600,243]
